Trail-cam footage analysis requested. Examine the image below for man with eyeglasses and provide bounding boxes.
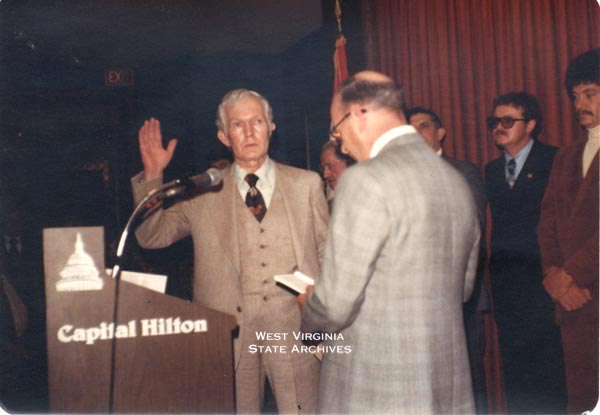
[299,71,480,413]
[484,92,566,414]
[537,48,599,414]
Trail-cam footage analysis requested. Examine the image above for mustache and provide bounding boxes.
[494,130,508,137]
[576,109,594,118]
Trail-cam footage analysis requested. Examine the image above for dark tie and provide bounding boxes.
[507,158,516,188]
[244,174,267,222]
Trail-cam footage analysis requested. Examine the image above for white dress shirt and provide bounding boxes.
[369,125,418,158]
[233,157,276,208]
[583,125,600,177]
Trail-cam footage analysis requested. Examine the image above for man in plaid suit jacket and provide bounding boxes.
[300,71,480,414]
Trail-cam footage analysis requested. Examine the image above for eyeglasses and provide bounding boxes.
[486,116,528,131]
[329,112,351,141]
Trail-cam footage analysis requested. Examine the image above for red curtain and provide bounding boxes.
[361,0,599,412]
[362,0,599,165]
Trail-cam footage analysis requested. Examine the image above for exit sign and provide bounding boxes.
[105,68,134,86]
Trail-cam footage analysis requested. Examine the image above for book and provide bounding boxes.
[274,271,314,295]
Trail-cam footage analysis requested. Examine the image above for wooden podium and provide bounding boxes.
[44,227,237,413]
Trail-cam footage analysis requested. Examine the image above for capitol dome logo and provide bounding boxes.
[56,232,104,291]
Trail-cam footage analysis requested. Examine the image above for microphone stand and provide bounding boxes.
[107,179,186,413]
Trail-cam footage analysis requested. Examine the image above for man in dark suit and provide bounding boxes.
[538,48,599,414]
[406,106,489,414]
[485,92,566,414]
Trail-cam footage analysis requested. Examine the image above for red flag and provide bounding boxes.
[333,35,349,95]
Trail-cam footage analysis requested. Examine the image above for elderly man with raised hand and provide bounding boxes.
[131,88,328,413]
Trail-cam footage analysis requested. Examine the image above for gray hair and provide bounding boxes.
[321,140,356,167]
[216,88,274,132]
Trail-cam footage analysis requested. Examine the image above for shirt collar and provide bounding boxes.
[369,125,417,158]
[503,138,534,179]
[233,157,276,206]
[588,125,600,142]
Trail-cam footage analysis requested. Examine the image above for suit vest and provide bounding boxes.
[236,184,297,320]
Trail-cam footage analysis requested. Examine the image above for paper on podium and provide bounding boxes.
[106,269,168,294]
[274,271,314,295]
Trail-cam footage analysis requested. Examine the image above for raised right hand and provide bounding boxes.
[138,118,178,181]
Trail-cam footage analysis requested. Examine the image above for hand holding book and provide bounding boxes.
[274,270,315,295]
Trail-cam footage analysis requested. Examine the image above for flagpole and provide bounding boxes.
[333,0,349,95]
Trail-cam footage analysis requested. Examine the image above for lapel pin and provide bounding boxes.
[527,173,533,179]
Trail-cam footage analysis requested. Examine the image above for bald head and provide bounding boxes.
[329,70,407,161]
[336,71,406,115]
[354,70,395,83]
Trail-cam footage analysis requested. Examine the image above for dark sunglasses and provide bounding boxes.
[486,116,528,131]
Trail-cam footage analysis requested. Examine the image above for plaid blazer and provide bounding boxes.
[302,132,480,414]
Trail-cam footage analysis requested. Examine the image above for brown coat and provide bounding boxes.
[538,138,599,326]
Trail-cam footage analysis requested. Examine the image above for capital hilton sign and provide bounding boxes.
[58,317,208,345]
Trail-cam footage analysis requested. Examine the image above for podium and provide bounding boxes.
[44,228,237,413]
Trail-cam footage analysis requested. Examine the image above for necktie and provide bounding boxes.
[244,174,267,222]
[507,158,516,188]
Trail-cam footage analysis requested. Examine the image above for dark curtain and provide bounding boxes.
[360,0,599,412]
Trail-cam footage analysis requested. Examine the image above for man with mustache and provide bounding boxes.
[537,48,599,413]
[484,92,566,414]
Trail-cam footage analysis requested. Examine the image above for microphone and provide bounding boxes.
[160,168,223,198]
[120,167,224,256]
[181,168,223,191]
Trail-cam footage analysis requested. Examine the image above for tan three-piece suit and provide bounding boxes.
[132,160,328,413]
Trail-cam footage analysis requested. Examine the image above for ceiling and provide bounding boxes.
[0,0,324,67]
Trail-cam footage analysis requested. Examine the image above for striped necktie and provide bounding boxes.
[507,158,516,188]
[244,174,267,222]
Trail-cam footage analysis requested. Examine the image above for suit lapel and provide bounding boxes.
[572,150,599,216]
[514,140,541,189]
[275,163,306,270]
[490,157,508,189]
[211,162,311,275]
[212,166,242,275]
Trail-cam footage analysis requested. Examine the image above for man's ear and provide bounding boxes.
[217,130,230,147]
[349,103,367,131]
[349,103,365,119]
[270,122,277,133]
[525,119,536,135]
[436,127,446,144]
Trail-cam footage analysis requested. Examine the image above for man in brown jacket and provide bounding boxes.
[537,48,599,414]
